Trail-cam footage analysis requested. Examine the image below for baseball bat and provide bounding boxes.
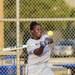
[2,43,39,51]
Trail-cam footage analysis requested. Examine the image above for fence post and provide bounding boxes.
[16,0,20,75]
[0,0,4,50]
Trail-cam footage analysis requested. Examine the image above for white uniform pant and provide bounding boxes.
[25,63,54,75]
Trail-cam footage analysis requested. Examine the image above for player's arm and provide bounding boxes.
[34,45,45,56]
[34,37,54,56]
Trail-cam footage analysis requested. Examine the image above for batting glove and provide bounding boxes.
[40,41,46,47]
[45,37,53,45]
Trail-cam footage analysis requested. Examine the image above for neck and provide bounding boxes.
[31,36,40,40]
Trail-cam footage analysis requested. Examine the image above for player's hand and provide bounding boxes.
[40,37,53,47]
[40,41,46,47]
[45,37,54,44]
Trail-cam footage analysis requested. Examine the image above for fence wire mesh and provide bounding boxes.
[1,0,75,18]
[20,0,72,18]
[4,0,16,18]
[0,0,75,75]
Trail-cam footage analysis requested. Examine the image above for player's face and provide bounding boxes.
[31,25,42,39]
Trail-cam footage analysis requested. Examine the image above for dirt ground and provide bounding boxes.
[54,72,68,75]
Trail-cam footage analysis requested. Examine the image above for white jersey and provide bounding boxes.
[26,34,51,64]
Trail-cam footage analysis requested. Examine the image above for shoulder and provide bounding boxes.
[40,34,50,41]
[41,34,49,38]
[26,38,35,44]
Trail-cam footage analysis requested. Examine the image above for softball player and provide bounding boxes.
[26,22,54,75]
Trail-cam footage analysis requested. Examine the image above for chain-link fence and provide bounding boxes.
[0,0,75,75]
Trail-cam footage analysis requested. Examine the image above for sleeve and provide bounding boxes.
[26,40,37,54]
